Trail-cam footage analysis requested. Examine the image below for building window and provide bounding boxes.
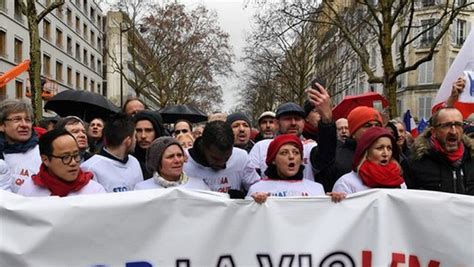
[90,7,96,23]
[97,37,102,51]
[418,96,432,119]
[66,8,72,26]
[75,72,81,89]
[43,54,51,76]
[15,80,23,99]
[421,0,435,7]
[75,43,80,60]
[83,0,87,14]
[14,0,23,23]
[455,19,467,46]
[83,23,88,40]
[91,54,95,71]
[91,31,95,47]
[0,0,6,11]
[67,67,72,85]
[420,19,435,46]
[97,59,102,74]
[55,28,63,48]
[56,4,63,19]
[0,30,6,57]
[83,76,88,91]
[43,20,51,41]
[83,49,88,65]
[75,0,80,8]
[56,61,63,82]
[91,80,95,92]
[75,16,80,32]
[418,59,433,85]
[14,38,23,63]
[97,83,101,95]
[67,36,72,55]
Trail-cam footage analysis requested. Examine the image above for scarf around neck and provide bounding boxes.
[430,136,465,166]
[153,172,189,188]
[32,164,93,197]
[0,131,39,154]
[358,160,404,188]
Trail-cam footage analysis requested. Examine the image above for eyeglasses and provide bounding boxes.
[49,153,82,164]
[434,121,464,130]
[175,129,189,135]
[4,116,33,124]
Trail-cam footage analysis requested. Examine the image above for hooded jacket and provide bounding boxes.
[132,111,168,179]
[406,130,474,195]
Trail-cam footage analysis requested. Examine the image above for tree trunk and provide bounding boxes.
[25,5,42,124]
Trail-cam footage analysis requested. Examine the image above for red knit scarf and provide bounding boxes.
[358,160,404,188]
[32,164,93,197]
[430,136,465,165]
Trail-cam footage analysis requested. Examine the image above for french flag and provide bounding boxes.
[403,110,418,138]
[433,29,474,118]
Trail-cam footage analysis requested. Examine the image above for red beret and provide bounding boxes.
[352,127,399,170]
[266,134,303,166]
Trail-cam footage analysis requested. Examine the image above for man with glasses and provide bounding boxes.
[17,129,105,197]
[0,99,41,192]
[55,116,92,162]
[407,107,473,195]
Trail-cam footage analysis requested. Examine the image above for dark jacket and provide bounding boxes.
[311,134,355,192]
[132,111,168,180]
[309,121,340,192]
[406,131,474,195]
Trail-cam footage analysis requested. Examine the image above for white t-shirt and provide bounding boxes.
[332,171,407,194]
[0,160,12,191]
[183,147,260,193]
[248,138,317,180]
[81,154,143,193]
[3,145,42,193]
[247,179,325,197]
[17,177,106,197]
[134,175,210,191]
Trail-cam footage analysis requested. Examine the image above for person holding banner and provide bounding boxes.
[408,108,473,195]
[134,137,209,191]
[17,129,105,197]
[248,134,345,203]
[332,127,406,194]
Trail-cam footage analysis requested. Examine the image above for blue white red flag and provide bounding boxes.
[403,110,418,137]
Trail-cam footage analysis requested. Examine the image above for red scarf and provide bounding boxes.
[32,164,93,197]
[430,136,465,165]
[358,160,404,188]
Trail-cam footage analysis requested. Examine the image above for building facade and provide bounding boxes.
[0,0,104,102]
[314,0,473,120]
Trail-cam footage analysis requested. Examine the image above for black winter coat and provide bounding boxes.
[407,132,474,195]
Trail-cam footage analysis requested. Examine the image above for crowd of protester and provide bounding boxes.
[0,80,472,202]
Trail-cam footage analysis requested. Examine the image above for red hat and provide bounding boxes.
[347,106,383,136]
[266,134,303,166]
[352,127,399,170]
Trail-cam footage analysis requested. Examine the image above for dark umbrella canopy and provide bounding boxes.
[332,92,388,120]
[158,104,208,123]
[44,90,120,122]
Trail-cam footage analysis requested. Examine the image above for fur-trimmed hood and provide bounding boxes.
[411,128,474,161]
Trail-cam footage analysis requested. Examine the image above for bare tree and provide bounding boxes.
[18,0,65,123]
[280,0,474,117]
[109,2,233,113]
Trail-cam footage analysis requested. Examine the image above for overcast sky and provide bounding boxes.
[178,0,258,111]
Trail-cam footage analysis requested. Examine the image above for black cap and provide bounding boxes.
[276,102,305,119]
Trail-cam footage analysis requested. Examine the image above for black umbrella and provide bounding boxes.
[44,90,120,122]
[158,104,208,123]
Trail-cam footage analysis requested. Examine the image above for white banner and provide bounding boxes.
[0,189,473,267]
